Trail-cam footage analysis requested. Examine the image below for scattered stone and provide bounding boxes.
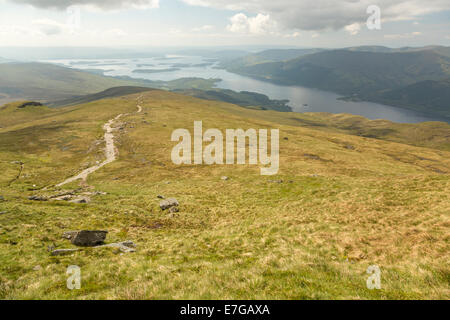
[168,213,178,218]
[62,231,79,240]
[159,198,179,210]
[157,195,165,199]
[98,241,136,253]
[344,144,355,150]
[69,196,91,204]
[0,211,6,215]
[303,153,321,160]
[0,195,4,201]
[33,265,42,271]
[221,176,229,181]
[51,249,79,256]
[52,195,73,201]
[283,137,289,140]
[70,230,108,247]
[168,206,179,213]
[28,195,48,201]
[268,179,283,184]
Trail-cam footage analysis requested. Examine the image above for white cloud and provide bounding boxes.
[227,13,276,35]
[32,18,67,35]
[283,31,301,38]
[183,0,450,32]
[384,31,422,39]
[0,19,68,37]
[344,23,361,35]
[8,0,159,10]
[192,25,214,32]
[104,28,128,37]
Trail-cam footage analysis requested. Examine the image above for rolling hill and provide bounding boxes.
[0,62,146,103]
[220,48,325,69]
[223,48,450,119]
[48,86,157,108]
[0,90,449,299]
[375,79,450,118]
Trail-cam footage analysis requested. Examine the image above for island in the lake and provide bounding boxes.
[132,68,180,74]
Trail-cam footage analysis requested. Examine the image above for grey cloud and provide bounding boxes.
[183,0,450,31]
[8,0,159,10]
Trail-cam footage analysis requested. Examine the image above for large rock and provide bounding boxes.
[159,198,179,210]
[28,195,48,201]
[70,230,108,247]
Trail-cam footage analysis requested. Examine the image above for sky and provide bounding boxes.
[0,0,449,48]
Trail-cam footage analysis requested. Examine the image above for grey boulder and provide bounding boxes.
[70,230,108,247]
[159,198,179,210]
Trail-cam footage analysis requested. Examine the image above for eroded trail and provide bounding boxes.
[56,101,143,188]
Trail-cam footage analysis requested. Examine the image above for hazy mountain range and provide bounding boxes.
[1,45,449,119]
[222,45,450,119]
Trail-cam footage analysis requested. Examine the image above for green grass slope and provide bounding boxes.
[0,62,146,103]
[48,86,157,108]
[375,79,450,118]
[0,90,449,299]
[224,49,450,118]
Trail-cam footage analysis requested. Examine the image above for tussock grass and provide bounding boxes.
[0,91,449,299]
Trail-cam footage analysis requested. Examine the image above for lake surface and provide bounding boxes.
[44,55,446,123]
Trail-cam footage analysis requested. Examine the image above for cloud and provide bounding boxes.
[384,31,422,39]
[192,25,214,32]
[227,13,276,35]
[344,23,361,35]
[32,18,66,35]
[183,0,450,32]
[8,0,159,10]
[104,28,128,37]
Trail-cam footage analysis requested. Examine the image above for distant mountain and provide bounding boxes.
[0,62,151,102]
[222,47,450,118]
[345,45,450,57]
[232,50,450,94]
[220,48,325,69]
[343,46,395,53]
[375,79,450,118]
[0,57,14,64]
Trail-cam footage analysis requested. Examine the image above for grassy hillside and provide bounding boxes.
[223,49,450,118]
[221,48,325,69]
[232,50,450,94]
[375,79,450,118]
[173,88,291,112]
[48,86,157,108]
[0,62,147,103]
[0,91,449,299]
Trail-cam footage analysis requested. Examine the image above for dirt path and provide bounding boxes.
[56,100,143,188]
[7,161,24,187]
